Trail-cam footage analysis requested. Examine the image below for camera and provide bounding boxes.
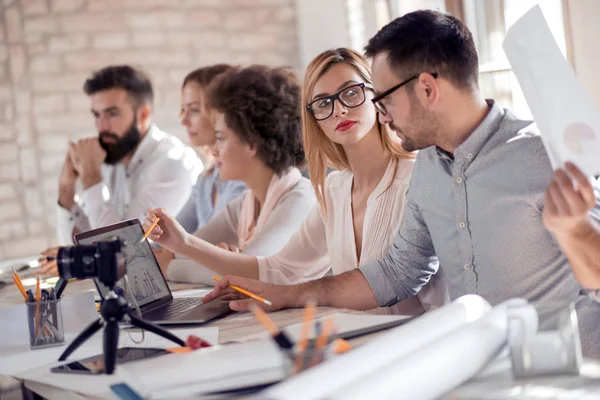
[57,239,126,288]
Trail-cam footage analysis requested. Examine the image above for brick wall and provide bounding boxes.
[0,0,299,258]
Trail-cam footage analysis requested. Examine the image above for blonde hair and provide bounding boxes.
[302,48,415,212]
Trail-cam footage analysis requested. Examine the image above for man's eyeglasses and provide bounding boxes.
[306,83,372,121]
[371,72,438,116]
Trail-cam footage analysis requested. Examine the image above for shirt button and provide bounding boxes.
[464,264,472,270]
[459,222,466,228]
[467,153,473,159]
[456,177,463,184]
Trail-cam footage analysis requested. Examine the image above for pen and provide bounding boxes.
[11,268,28,301]
[141,217,161,242]
[250,304,294,350]
[212,276,272,306]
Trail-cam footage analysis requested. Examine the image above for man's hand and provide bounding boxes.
[69,138,106,189]
[39,247,61,276]
[58,153,78,210]
[153,248,175,276]
[543,162,596,238]
[202,275,298,311]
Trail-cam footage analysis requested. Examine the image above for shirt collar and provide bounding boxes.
[126,124,163,173]
[436,99,505,162]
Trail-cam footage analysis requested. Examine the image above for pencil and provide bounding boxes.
[11,268,28,301]
[35,274,41,337]
[295,300,316,373]
[296,300,317,353]
[141,217,161,242]
[212,276,272,306]
[250,304,280,335]
[313,316,334,352]
[250,304,294,350]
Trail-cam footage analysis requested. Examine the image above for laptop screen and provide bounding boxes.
[75,219,171,307]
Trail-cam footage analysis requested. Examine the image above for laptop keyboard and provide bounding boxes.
[143,297,204,321]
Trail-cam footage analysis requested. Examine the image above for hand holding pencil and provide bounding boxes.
[142,208,188,253]
[202,275,292,311]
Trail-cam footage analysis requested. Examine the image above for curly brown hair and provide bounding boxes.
[207,65,304,176]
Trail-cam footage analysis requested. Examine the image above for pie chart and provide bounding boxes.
[564,122,596,155]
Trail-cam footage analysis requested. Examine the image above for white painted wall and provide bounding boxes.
[294,0,351,71]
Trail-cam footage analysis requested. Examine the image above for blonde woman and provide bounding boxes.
[145,49,446,315]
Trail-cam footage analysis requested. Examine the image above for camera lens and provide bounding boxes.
[57,245,99,280]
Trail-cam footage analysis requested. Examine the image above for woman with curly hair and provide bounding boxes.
[150,65,315,285]
[146,49,446,315]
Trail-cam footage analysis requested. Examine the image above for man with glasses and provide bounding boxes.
[203,10,600,358]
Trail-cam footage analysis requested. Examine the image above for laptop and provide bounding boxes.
[74,218,231,325]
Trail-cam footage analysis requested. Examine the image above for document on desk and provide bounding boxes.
[16,327,219,399]
[119,339,288,399]
[503,5,600,177]
[240,312,410,342]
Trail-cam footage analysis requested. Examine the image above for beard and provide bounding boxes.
[99,118,141,165]
[391,96,437,153]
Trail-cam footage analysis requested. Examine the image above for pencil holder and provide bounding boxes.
[27,299,65,349]
[283,343,330,376]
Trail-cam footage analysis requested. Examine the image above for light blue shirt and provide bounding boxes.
[360,101,600,358]
[176,167,246,233]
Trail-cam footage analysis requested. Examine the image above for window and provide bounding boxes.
[379,0,569,119]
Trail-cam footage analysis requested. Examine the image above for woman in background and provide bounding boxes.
[153,65,315,285]
[175,65,247,233]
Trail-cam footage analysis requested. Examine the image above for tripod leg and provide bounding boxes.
[104,320,119,374]
[128,314,185,347]
[58,318,103,361]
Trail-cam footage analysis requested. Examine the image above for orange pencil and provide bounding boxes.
[11,268,28,301]
[250,304,281,335]
[250,304,294,349]
[294,300,316,373]
[141,217,161,242]
[313,316,334,351]
[212,276,272,306]
[34,274,41,337]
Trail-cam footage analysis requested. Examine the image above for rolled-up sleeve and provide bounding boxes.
[359,190,438,307]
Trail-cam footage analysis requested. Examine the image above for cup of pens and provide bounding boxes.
[27,295,65,349]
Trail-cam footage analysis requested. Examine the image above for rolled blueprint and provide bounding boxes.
[330,299,537,400]
[261,294,493,400]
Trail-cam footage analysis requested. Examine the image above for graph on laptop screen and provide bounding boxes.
[77,223,170,306]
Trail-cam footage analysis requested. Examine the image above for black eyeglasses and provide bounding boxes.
[371,72,438,115]
[306,83,372,121]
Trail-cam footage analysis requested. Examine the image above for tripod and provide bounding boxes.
[58,288,185,374]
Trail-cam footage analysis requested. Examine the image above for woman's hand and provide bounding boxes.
[216,242,240,253]
[153,248,175,276]
[143,208,189,254]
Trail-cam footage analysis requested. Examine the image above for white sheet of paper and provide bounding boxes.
[503,5,600,177]
[240,312,409,342]
[13,327,219,399]
[119,339,288,399]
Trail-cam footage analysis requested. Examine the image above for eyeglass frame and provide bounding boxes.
[306,82,374,121]
[371,72,438,115]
